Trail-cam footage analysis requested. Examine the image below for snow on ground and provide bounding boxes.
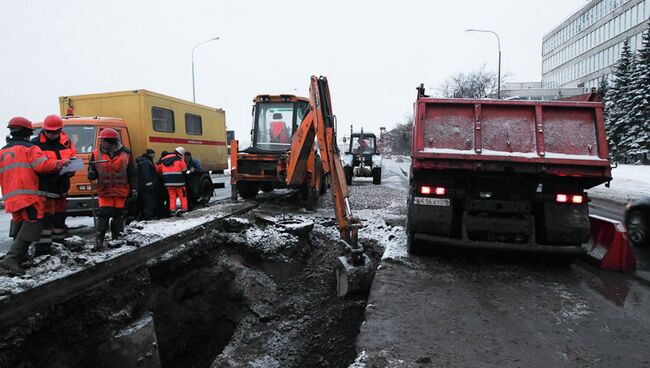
[588,164,650,204]
[0,199,250,297]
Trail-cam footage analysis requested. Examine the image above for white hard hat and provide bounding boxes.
[175,146,187,156]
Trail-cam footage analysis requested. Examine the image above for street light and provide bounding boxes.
[192,36,220,103]
[465,28,501,99]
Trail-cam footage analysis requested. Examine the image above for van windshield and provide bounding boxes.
[33,125,97,154]
[65,125,97,153]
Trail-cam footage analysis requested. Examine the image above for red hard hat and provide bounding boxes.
[43,114,64,131]
[7,116,33,130]
[98,128,119,139]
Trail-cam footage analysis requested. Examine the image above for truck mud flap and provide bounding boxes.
[414,233,586,255]
[582,215,636,271]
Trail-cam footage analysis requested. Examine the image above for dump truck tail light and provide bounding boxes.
[420,186,446,195]
[571,195,584,204]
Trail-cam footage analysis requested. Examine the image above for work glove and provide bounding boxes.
[131,190,138,199]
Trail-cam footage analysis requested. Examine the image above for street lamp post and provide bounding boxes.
[465,29,501,99]
[192,37,220,103]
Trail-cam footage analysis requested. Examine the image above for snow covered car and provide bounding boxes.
[342,131,382,185]
[625,197,650,247]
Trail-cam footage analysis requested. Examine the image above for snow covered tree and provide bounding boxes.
[604,39,634,160]
[597,76,609,101]
[620,22,650,162]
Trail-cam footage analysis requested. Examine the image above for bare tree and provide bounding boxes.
[384,114,413,155]
[438,65,507,99]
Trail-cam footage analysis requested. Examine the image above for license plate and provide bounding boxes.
[413,197,450,206]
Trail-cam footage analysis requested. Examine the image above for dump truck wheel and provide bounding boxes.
[261,183,274,193]
[626,210,649,247]
[344,167,353,185]
[238,182,260,199]
[372,168,381,185]
[406,230,423,255]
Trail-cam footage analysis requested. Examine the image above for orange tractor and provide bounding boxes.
[231,76,371,296]
[230,94,326,208]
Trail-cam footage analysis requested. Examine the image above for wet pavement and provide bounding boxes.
[352,158,650,368]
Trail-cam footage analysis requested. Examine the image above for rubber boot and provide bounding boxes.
[0,239,30,276]
[33,242,53,257]
[110,216,124,240]
[94,217,110,252]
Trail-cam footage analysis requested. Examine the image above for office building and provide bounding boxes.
[542,0,650,89]
[503,82,585,100]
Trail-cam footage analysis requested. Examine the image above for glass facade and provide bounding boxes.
[541,0,649,89]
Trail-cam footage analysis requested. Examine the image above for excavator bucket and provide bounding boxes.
[583,215,636,271]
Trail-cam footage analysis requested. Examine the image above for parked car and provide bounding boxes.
[625,197,650,247]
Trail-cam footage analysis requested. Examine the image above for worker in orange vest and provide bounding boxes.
[87,128,137,249]
[0,117,69,275]
[159,147,188,216]
[31,115,77,255]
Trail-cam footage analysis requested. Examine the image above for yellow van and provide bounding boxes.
[32,90,228,216]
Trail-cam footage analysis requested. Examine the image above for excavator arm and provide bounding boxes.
[286,76,362,250]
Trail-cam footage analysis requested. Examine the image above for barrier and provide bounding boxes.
[582,215,636,271]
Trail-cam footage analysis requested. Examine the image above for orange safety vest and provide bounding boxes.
[93,148,131,197]
[0,139,60,213]
[160,153,187,187]
[33,131,77,197]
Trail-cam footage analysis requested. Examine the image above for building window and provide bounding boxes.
[152,107,174,133]
[185,113,203,135]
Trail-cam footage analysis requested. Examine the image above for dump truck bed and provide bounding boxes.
[412,98,611,188]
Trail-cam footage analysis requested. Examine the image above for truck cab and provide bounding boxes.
[342,130,382,185]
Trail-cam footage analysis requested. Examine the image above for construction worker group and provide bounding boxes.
[0,116,197,275]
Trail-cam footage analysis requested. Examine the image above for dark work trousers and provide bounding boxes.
[139,190,157,220]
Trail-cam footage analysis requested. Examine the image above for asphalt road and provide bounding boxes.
[354,158,650,368]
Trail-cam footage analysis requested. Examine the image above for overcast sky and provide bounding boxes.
[0,0,587,145]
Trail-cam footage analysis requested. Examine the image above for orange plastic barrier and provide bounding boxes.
[583,215,636,271]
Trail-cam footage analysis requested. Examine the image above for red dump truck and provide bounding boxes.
[406,85,612,255]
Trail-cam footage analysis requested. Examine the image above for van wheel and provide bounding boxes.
[200,178,213,205]
[238,182,259,199]
[372,168,381,185]
[344,167,353,185]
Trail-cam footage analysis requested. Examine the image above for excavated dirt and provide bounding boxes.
[0,190,392,368]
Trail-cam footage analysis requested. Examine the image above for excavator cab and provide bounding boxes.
[250,95,309,152]
[231,94,315,200]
